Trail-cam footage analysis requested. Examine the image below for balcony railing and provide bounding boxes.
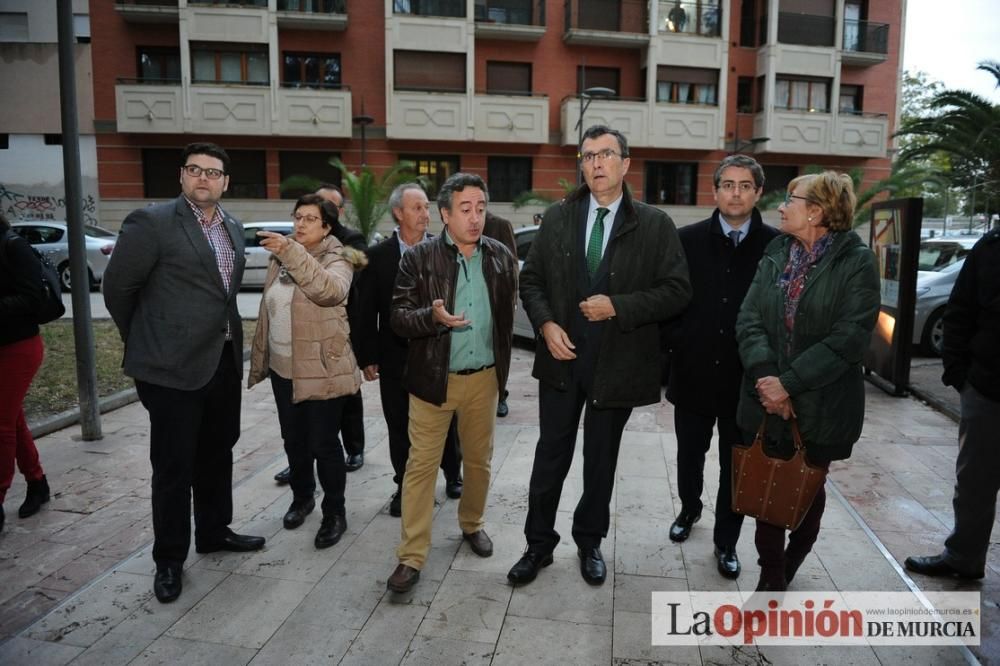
[278,0,345,11]
[565,0,648,35]
[843,18,888,55]
[115,0,178,6]
[188,0,267,6]
[657,1,720,38]
[393,0,465,19]
[474,0,544,27]
[776,12,835,47]
[118,77,182,85]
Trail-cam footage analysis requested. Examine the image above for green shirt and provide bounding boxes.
[445,231,495,372]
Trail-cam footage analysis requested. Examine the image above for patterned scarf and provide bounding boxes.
[778,232,835,334]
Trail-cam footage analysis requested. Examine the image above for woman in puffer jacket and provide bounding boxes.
[248,194,366,550]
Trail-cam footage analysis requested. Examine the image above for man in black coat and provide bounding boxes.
[357,183,462,517]
[665,154,778,580]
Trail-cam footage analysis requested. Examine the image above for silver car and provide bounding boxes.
[241,221,294,288]
[11,220,117,292]
[912,237,978,355]
[513,225,540,340]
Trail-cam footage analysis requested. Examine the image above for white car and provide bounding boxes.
[241,221,294,288]
[513,225,540,340]
[912,237,978,355]
[11,220,117,292]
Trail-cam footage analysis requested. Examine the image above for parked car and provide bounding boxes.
[241,221,295,288]
[912,237,978,355]
[512,225,540,340]
[11,220,116,292]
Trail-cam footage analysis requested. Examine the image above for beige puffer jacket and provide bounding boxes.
[248,234,365,403]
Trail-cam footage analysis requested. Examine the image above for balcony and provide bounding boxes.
[472,93,548,143]
[752,107,888,157]
[276,0,347,31]
[650,102,721,150]
[387,90,469,141]
[842,19,889,66]
[114,0,179,24]
[656,1,721,38]
[774,11,835,48]
[833,112,889,157]
[475,0,546,41]
[116,80,184,134]
[184,3,269,43]
[275,85,352,137]
[563,0,649,48]
[393,0,465,18]
[560,96,649,146]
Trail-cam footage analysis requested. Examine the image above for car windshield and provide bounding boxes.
[84,224,117,238]
[917,242,971,272]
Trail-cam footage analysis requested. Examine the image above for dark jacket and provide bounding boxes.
[391,233,517,406]
[736,231,880,461]
[941,228,1000,401]
[484,211,517,259]
[358,231,415,378]
[103,196,246,391]
[520,185,692,408]
[666,209,779,415]
[0,229,45,347]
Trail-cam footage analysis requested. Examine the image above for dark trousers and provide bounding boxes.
[755,479,828,576]
[379,373,460,488]
[270,374,347,517]
[340,389,365,457]
[525,379,631,554]
[136,343,241,567]
[674,406,744,549]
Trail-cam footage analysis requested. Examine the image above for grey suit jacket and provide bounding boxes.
[103,196,246,390]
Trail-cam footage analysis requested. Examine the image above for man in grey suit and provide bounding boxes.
[104,142,265,604]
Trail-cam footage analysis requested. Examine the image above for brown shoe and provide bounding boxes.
[387,563,420,593]
[462,530,494,557]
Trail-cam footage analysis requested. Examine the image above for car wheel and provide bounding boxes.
[57,263,95,293]
[921,307,946,357]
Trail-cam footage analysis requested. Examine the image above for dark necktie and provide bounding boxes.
[728,229,741,247]
[587,207,610,277]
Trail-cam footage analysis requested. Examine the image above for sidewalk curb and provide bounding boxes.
[908,386,961,424]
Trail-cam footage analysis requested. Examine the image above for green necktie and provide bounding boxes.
[587,207,609,278]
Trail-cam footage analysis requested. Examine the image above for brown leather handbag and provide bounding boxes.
[731,418,828,530]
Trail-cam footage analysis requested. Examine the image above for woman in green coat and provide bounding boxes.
[735,171,880,591]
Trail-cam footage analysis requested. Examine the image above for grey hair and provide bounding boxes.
[388,182,427,212]
[437,172,489,212]
[713,154,765,190]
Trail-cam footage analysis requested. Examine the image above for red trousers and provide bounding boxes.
[0,335,45,504]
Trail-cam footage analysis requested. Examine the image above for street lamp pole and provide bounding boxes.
[575,86,616,185]
[352,99,374,168]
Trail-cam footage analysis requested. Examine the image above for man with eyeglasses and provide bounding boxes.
[663,154,778,580]
[508,125,691,586]
[104,142,265,604]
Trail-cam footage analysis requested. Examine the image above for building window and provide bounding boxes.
[394,51,465,93]
[138,47,181,83]
[283,53,341,89]
[487,156,531,202]
[142,148,183,199]
[839,84,862,114]
[475,0,535,24]
[393,0,466,18]
[775,76,830,112]
[739,0,757,46]
[645,162,697,205]
[762,165,798,196]
[278,151,342,199]
[486,61,531,96]
[736,76,753,112]
[400,155,459,200]
[227,149,267,199]
[577,67,620,97]
[656,66,717,105]
[0,134,9,150]
[44,134,62,146]
[0,12,29,42]
[659,1,721,37]
[191,43,269,85]
[73,14,90,43]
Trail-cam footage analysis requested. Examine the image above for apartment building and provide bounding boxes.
[92,0,903,227]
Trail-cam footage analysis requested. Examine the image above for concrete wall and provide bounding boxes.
[0,135,100,226]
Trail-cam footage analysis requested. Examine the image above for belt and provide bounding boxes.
[453,363,495,376]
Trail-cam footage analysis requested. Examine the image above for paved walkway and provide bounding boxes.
[1,343,996,665]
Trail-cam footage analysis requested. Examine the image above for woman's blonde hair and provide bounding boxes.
[788,171,856,232]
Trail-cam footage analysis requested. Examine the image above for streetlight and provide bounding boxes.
[575,86,616,184]
[352,100,374,167]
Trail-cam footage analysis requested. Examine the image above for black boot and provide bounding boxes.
[19,475,50,519]
[315,514,347,549]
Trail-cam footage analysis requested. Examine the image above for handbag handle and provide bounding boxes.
[754,415,806,452]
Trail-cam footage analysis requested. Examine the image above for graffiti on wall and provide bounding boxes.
[0,183,98,226]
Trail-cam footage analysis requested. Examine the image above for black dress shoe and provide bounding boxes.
[669,510,701,543]
[345,453,364,472]
[904,554,985,579]
[154,564,182,603]
[283,497,315,530]
[445,476,463,499]
[315,514,346,549]
[496,399,509,418]
[274,467,291,485]
[389,490,402,517]
[462,530,493,557]
[578,547,607,585]
[507,550,553,585]
[387,563,420,593]
[196,530,266,554]
[715,546,741,579]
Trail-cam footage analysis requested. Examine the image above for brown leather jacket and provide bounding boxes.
[391,233,517,406]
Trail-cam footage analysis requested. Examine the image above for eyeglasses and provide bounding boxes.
[718,181,758,194]
[292,213,321,223]
[532,213,543,224]
[783,193,815,206]
[580,149,622,164]
[182,164,226,180]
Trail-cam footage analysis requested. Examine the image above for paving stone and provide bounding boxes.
[131,635,256,665]
[249,620,356,665]
[415,569,511,643]
[508,561,614,625]
[0,636,83,665]
[339,602,427,665]
[493,615,611,665]
[613,608,702,664]
[399,634,494,666]
[285,560,387,631]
